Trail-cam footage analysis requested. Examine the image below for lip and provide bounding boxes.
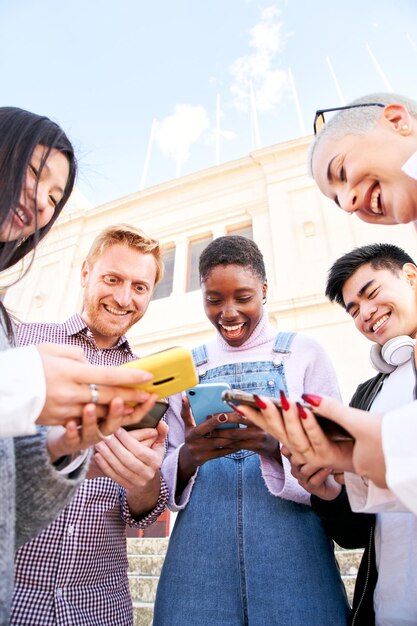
[218,320,247,343]
[12,204,34,229]
[368,312,390,335]
[102,303,133,317]
[363,182,384,218]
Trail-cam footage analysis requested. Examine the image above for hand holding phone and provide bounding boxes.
[221,389,353,442]
[186,383,240,429]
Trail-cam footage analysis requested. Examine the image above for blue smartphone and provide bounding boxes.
[186,383,239,429]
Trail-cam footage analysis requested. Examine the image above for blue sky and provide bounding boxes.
[2,0,417,206]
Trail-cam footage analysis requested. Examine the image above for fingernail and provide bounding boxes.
[296,402,308,420]
[253,394,267,410]
[217,413,228,423]
[301,393,322,407]
[279,390,290,411]
[230,404,245,416]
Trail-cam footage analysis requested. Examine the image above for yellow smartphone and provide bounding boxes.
[120,346,198,399]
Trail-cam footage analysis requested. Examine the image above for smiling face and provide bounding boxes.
[341,262,417,345]
[202,264,267,347]
[0,144,69,242]
[312,109,417,225]
[80,243,157,348]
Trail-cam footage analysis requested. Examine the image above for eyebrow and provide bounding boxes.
[345,279,375,313]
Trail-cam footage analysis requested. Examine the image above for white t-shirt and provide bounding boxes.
[347,361,417,625]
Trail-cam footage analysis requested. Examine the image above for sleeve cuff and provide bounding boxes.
[120,477,169,528]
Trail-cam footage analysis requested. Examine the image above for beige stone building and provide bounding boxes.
[3,135,417,402]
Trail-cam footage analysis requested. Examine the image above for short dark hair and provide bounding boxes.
[199,235,266,283]
[0,107,77,272]
[326,243,416,307]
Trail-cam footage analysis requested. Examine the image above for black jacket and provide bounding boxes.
[312,372,388,626]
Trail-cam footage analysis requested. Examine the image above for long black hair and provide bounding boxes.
[0,107,77,341]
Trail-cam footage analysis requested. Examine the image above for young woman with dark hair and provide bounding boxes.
[0,107,156,622]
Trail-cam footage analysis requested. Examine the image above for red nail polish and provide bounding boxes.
[301,393,322,407]
[296,402,308,420]
[217,413,228,423]
[233,406,246,417]
[253,394,267,410]
[279,390,290,411]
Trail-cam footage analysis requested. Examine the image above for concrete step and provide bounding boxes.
[127,537,169,555]
[132,602,154,626]
[335,548,363,576]
[128,554,166,576]
[129,574,159,603]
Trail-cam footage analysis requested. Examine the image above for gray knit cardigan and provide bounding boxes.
[0,320,87,624]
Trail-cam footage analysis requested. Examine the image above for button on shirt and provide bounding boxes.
[10,315,168,626]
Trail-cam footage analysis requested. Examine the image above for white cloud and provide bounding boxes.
[229,4,289,112]
[155,104,210,165]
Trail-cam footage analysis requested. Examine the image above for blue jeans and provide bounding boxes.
[154,342,350,625]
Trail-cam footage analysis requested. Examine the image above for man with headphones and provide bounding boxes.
[290,242,417,625]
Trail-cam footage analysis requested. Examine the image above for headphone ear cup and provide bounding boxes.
[369,343,396,374]
[381,335,415,366]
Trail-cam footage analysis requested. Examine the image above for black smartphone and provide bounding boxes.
[123,399,169,431]
[221,389,353,442]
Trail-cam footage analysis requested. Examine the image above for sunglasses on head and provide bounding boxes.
[313,103,385,135]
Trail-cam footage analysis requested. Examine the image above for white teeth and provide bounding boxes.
[220,323,244,331]
[15,208,29,224]
[105,305,129,316]
[370,187,381,214]
[372,314,389,332]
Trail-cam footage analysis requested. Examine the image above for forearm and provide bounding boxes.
[127,472,162,517]
[176,444,199,497]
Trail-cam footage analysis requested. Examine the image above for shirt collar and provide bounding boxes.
[63,314,134,354]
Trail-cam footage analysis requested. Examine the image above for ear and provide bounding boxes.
[80,259,90,288]
[262,280,268,299]
[402,262,417,287]
[380,103,413,136]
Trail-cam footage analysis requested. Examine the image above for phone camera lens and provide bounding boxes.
[189,390,195,396]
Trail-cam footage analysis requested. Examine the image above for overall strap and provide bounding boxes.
[192,344,208,367]
[272,331,296,354]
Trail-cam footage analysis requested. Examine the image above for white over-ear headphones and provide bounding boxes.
[369,335,415,374]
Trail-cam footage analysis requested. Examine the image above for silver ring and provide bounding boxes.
[96,425,113,441]
[89,383,99,404]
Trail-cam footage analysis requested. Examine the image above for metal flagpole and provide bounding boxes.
[288,68,306,136]
[140,118,157,191]
[365,43,393,91]
[326,56,346,105]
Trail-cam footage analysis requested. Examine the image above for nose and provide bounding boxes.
[362,302,377,322]
[33,183,54,227]
[221,302,238,321]
[113,284,132,308]
[340,187,358,214]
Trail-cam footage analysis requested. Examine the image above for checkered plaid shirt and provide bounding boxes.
[10,314,168,626]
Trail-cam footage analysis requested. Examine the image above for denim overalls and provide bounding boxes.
[154,333,350,626]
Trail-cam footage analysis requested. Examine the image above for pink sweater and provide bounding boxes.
[162,311,341,510]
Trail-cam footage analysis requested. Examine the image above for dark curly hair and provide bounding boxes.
[199,235,266,283]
